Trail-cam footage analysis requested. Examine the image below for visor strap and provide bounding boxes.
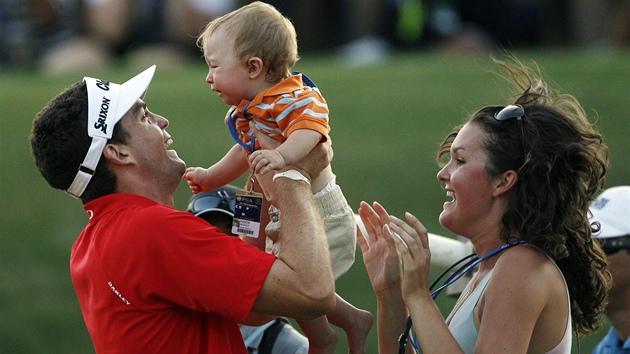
[66,136,108,198]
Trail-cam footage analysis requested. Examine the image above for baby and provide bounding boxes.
[183,2,372,353]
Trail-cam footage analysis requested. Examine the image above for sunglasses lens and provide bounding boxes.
[602,239,630,255]
[192,194,236,214]
[604,247,620,255]
[494,105,524,121]
[228,198,236,213]
[193,196,223,214]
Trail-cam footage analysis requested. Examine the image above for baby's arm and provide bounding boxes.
[249,129,322,175]
[183,144,249,194]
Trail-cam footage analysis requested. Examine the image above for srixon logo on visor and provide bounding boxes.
[94,97,111,134]
[94,79,112,134]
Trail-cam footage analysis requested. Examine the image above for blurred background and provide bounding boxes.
[1,0,629,72]
[1,0,629,352]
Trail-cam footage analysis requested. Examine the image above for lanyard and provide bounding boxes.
[227,102,255,154]
[399,239,528,354]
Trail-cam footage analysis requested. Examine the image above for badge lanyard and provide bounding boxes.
[227,102,255,154]
[399,239,529,354]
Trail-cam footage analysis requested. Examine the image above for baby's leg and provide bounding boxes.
[297,316,338,354]
[327,294,373,354]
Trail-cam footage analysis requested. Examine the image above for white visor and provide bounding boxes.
[589,186,630,238]
[66,65,156,198]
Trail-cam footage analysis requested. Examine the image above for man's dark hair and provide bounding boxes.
[30,81,128,204]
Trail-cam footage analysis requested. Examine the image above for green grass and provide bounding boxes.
[1,48,628,353]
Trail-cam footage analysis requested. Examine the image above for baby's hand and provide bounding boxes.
[183,167,211,194]
[249,149,286,175]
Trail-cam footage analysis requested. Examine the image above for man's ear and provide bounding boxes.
[493,170,518,197]
[103,144,134,166]
[247,57,264,79]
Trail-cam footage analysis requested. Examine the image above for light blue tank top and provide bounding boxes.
[448,270,494,353]
[447,266,572,354]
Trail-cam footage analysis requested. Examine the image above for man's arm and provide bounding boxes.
[250,127,335,320]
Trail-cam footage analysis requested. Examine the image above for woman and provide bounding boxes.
[357,57,611,353]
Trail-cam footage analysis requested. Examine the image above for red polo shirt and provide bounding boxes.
[71,194,276,353]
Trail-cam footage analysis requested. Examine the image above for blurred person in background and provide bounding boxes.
[44,0,236,73]
[591,186,630,354]
[0,0,80,68]
[5,0,628,73]
[1,0,236,74]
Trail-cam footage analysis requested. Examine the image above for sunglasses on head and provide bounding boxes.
[190,190,236,215]
[602,237,630,255]
[494,104,525,121]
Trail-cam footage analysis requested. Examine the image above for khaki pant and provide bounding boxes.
[265,183,356,281]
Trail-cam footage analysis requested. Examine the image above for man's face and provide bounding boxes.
[119,99,186,186]
[604,237,630,302]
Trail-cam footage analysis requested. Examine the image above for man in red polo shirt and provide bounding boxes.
[30,65,335,353]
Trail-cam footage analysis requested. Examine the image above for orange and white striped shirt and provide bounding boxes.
[225,73,329,154]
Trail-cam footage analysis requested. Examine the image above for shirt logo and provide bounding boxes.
[108,281,131,305]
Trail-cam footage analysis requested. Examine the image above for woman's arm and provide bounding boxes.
[357,201,410,354]
[387,211,465,354]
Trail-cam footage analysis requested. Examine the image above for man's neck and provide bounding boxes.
[116,185,176,208]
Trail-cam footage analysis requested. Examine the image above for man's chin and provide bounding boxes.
[167,150,186,170]
[167,149,182,161]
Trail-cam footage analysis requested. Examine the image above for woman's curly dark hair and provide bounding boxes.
[437,56,611,336]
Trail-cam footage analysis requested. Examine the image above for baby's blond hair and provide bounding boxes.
[197,1,299,83]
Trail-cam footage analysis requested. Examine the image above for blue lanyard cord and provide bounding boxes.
[296,72,317,88]
[430,240,526,300]
[401,239,528,354]
[227,103,255,154]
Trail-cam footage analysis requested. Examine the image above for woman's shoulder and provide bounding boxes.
[498,243,552,263]
[484,243,566,316]
[492,244,561,284]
